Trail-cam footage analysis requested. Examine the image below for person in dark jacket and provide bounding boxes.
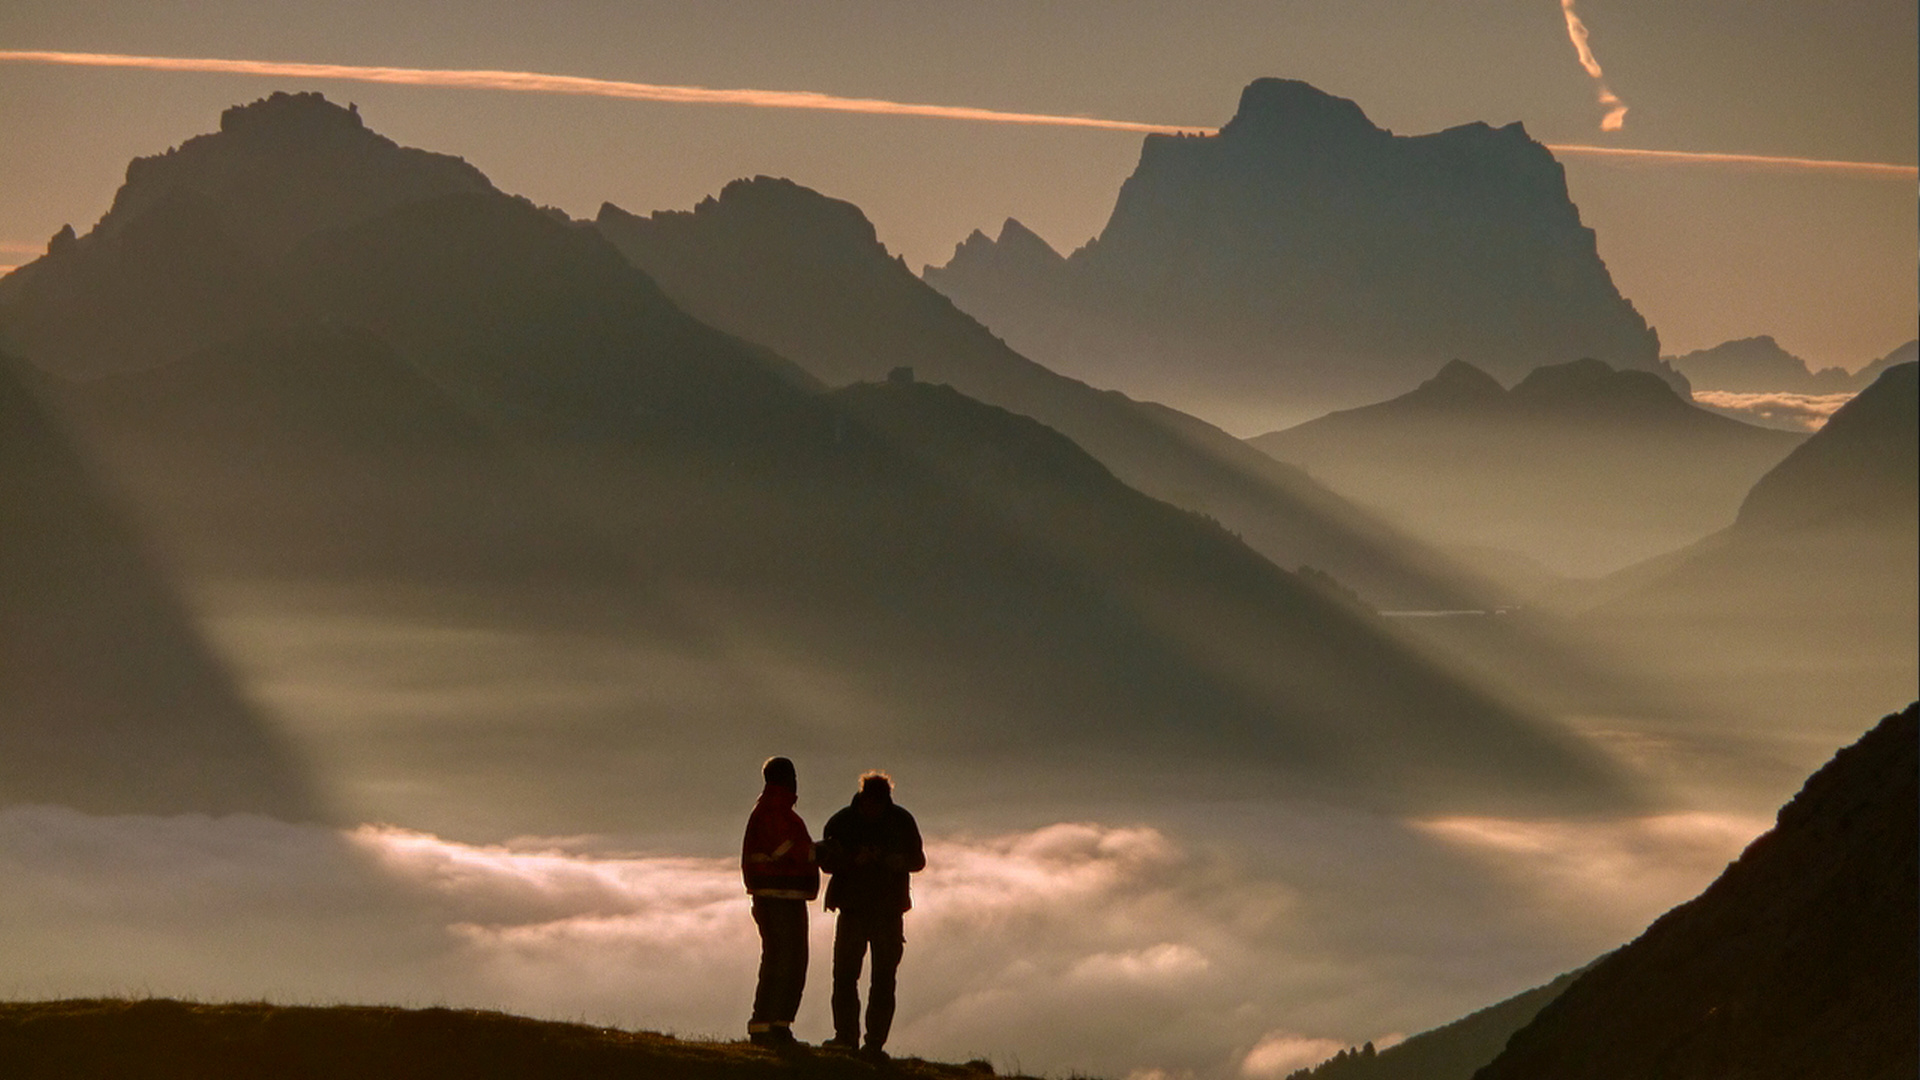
[815,770,925,1057]
[741,755,819,1048]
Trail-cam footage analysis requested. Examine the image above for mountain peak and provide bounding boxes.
[1420,358,1507,398]
[993,218,1065,264]
[217,90,367,141]
[1219,78,1384,142]
[672,176,883,254]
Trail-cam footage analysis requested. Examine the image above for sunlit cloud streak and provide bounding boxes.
[1558,0,1629,131]
[0,803,1766,1077]
[0,50,1204,136]
[1690,390,1856,432]
[1545,143,1920,179]
[1413,811,1767,922]
[5,49,1908,180]
[1241,1033,1349,1077]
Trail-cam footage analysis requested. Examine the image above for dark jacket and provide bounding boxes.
[819,792,925,914]
[741,784,820,900]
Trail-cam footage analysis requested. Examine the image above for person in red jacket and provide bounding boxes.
[741,755,820,1048]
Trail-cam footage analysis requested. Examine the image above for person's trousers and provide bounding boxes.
[749,896,809,1032]
[831,908,905,1048]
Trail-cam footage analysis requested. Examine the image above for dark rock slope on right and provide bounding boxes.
[1474,702,1919,1080]
[924,78,1672,431]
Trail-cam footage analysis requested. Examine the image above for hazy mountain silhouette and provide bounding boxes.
[0,93,1635,813]
[1579,362,1918,727]
[1251,358,1802,575]
[924,78,1673,431]
[1670,335,1916,394]
[1475,702,1918,1080]
[0,356,321,817]
[596,176,1517,610]
[0,91,496,379]
[1284,966,1589,1080]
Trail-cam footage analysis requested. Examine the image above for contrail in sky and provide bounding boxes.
[1558,0,1629,131]
[1544,143,1919,178]
[0,50,1204,135]
[3,49,1914,180]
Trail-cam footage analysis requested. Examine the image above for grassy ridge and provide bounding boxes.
[0,999,1021,1080]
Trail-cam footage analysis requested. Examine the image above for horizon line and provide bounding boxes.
[2,49,1915,179]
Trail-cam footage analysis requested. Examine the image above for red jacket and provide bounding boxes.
[741,784,820,900]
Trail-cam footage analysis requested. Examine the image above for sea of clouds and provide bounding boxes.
[0,801,1764,1078]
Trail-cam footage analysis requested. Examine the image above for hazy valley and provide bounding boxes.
[0,72,1913,1080]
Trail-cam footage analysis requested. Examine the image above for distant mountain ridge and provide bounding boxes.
[925,78,1673,431]
[1250,358,1801,576]
[1670,335,1916,394]
[596,176,1512,610]
[1578,362,1918,729]
[0,92,1633,814]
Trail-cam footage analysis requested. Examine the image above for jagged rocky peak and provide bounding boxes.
[1216,77,1385,143]
[603,176,884,259]
[217,90,367,140]
[926,217,1066,282]
[925,76,1667,428]
[0,93,503,377]
[992,218,1064,263]
[98,91,495,258]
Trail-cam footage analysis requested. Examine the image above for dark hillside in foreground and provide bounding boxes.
[1475,703,1919,1080]
[0,999,1018,1080]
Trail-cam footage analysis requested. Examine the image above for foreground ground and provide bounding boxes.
[0,999,1024,1080]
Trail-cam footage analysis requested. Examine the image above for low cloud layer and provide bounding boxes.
[1691,390,1856,431]
[0,802,1765,1077]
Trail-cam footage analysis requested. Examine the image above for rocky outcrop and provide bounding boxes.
[0,91,497,377]
[926,78,1670,430]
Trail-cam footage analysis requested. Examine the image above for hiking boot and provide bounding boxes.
[821,1037,859,1051]
[860,1044,890,1062]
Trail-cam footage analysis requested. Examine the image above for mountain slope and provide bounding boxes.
[1475,703,1919,1080]
[0,91,496,378]
[924,78,1670,431]
[1251,358,1802,575]
[0,93,1632,816]
[596,176,1508,610]
[1578,362,1918,727]
[0,356,320,817]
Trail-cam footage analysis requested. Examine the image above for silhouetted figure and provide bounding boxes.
[740,756,819,1048]
[816,770,925,1057]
